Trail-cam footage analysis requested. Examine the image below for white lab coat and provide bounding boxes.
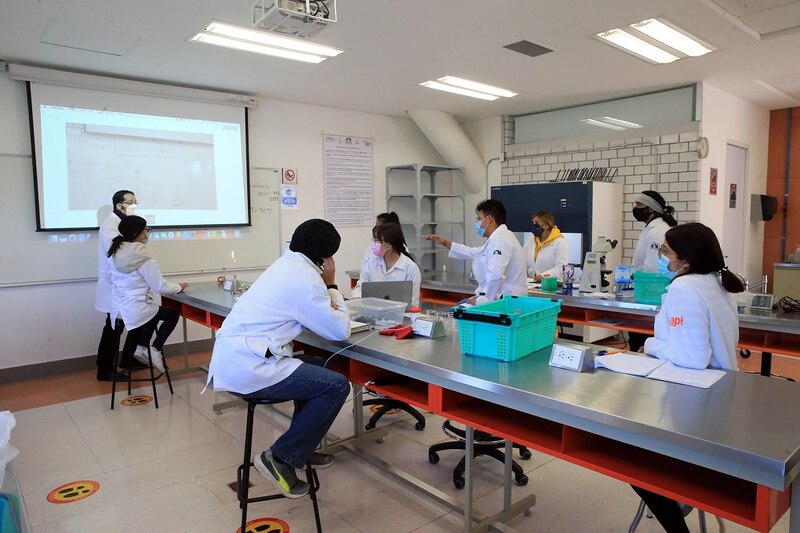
[95,212,122,313]
[352,253,422,306]
[632,217,671,273]
[449,224,527,301]
[109,242,183,330]
[644,273,739,370]
[522,236,569,280]
[207,250,351,394]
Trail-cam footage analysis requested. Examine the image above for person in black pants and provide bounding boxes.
[95,190,141,381]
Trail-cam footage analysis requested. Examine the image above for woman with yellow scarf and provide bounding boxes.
[522,211,570,281]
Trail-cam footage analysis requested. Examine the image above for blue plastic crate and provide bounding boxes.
[454,295,561,361]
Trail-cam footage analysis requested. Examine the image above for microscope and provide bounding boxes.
[580,236,618,293]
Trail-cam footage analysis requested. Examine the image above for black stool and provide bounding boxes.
[110,318,173,410]
[428,420,531,489]
[362,389,426,431]
[238,398,322,533]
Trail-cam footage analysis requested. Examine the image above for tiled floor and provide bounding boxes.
[4,350,798,532]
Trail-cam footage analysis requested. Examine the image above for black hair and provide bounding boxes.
[289,219,341,267]
[476,199,507,225]
[641,190,678,227]
[112,190,135,207]
[376,223,414,261]
[107,215,147,257]
[376,212,400,225]
[664,222,744,293]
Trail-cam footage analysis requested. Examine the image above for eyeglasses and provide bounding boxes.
[657,244,672,260]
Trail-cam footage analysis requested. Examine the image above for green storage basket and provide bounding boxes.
[453,295,561,361]
[633,271,670,304]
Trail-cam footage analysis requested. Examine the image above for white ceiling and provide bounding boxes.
[1,0,800,121]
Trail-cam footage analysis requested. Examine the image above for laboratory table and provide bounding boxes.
[164,282,800,533]
[347,270,800,377]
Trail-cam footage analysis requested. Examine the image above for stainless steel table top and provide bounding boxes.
[345,270,800,334]
[170,282,800,492]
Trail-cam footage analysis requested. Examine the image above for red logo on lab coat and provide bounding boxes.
[669,316,684,327]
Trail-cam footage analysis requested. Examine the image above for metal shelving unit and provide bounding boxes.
[386,164,465,274]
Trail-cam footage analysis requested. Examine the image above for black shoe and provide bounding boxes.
[96,370,129,382]
[307,452,335,470]
[254,450,310,499]
[119,361,149,371]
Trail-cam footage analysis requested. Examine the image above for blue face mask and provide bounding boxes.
[475,219,486,238]
[656,255,677,280]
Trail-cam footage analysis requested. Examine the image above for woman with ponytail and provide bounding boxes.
[631,222,744,532]
[351,222,421,306]
[107,215,188,372]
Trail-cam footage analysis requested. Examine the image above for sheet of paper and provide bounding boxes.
[646,361,726,389]
[594,352,666,377]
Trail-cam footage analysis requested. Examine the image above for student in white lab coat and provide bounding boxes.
[359,212,408,272]
[632,222,744,532]
[424,199,527,304]
[351,222,422,306]
[522,211,569,281]
[107,216,188,373]
[95,189,141,381]
[207,219,351,499]
[628,190,678,351]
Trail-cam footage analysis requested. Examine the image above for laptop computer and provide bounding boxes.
[361,280,414,307]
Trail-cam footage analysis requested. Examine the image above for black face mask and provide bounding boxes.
[632,207,650,222]
[531,224,544,236]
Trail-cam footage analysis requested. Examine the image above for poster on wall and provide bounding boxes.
[709,168,717,195]
[281,185,298,209]
[322,134,373,226]
[729,183,737,208]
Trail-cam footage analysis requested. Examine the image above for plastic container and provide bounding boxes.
[408,306,422,324]
[454,295,561,361]
[348,297,407,327]
[633,271,671,304]
[475,292,489,305]
[540,277,557,291]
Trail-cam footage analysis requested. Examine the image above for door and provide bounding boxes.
[722,144,747,275]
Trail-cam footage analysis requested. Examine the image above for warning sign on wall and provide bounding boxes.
[282,168,297,184]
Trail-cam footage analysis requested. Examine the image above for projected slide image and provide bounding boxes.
[65,123,217,211]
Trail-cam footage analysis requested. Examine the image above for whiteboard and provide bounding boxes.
[0,154,281,286]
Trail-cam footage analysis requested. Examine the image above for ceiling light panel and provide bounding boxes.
[419,81,499,101]
[437,76,518,98]
[596,29,679,64]
[631,19,713,57]
[600,116,642,128]
[190,20,342,64]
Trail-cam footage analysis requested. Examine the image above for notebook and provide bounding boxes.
[349,320,370,334]
[361,280,413,306]
[594,353,726,388]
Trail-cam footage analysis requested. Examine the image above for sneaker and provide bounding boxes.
[149,347,166,373]
[132,345,150,367]
[307,452,335,470]
[96,370,129,382]
[253,450,310,499]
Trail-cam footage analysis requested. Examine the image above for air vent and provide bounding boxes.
[503,40,554,59]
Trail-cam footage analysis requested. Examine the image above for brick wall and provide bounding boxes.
[501,130,701,263]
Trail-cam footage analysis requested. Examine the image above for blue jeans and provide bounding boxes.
[237,355,349,469]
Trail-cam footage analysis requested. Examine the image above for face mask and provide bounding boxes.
[371,242,386,257]
[142,236,149,244]
[475,220,486,238]
[632,206,650,222]
[531,224,544,237]
[657,255,684,280]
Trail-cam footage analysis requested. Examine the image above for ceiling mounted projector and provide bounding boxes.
[252,0,337,38]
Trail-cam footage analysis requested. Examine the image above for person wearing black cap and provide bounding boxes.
[206,218,351,499]
[629,190,678,351]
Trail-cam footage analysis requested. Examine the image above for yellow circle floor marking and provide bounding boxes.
[47,480,100,504]
[370,405,400,415]
[121,395,152,406]
[237,517,290,533]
